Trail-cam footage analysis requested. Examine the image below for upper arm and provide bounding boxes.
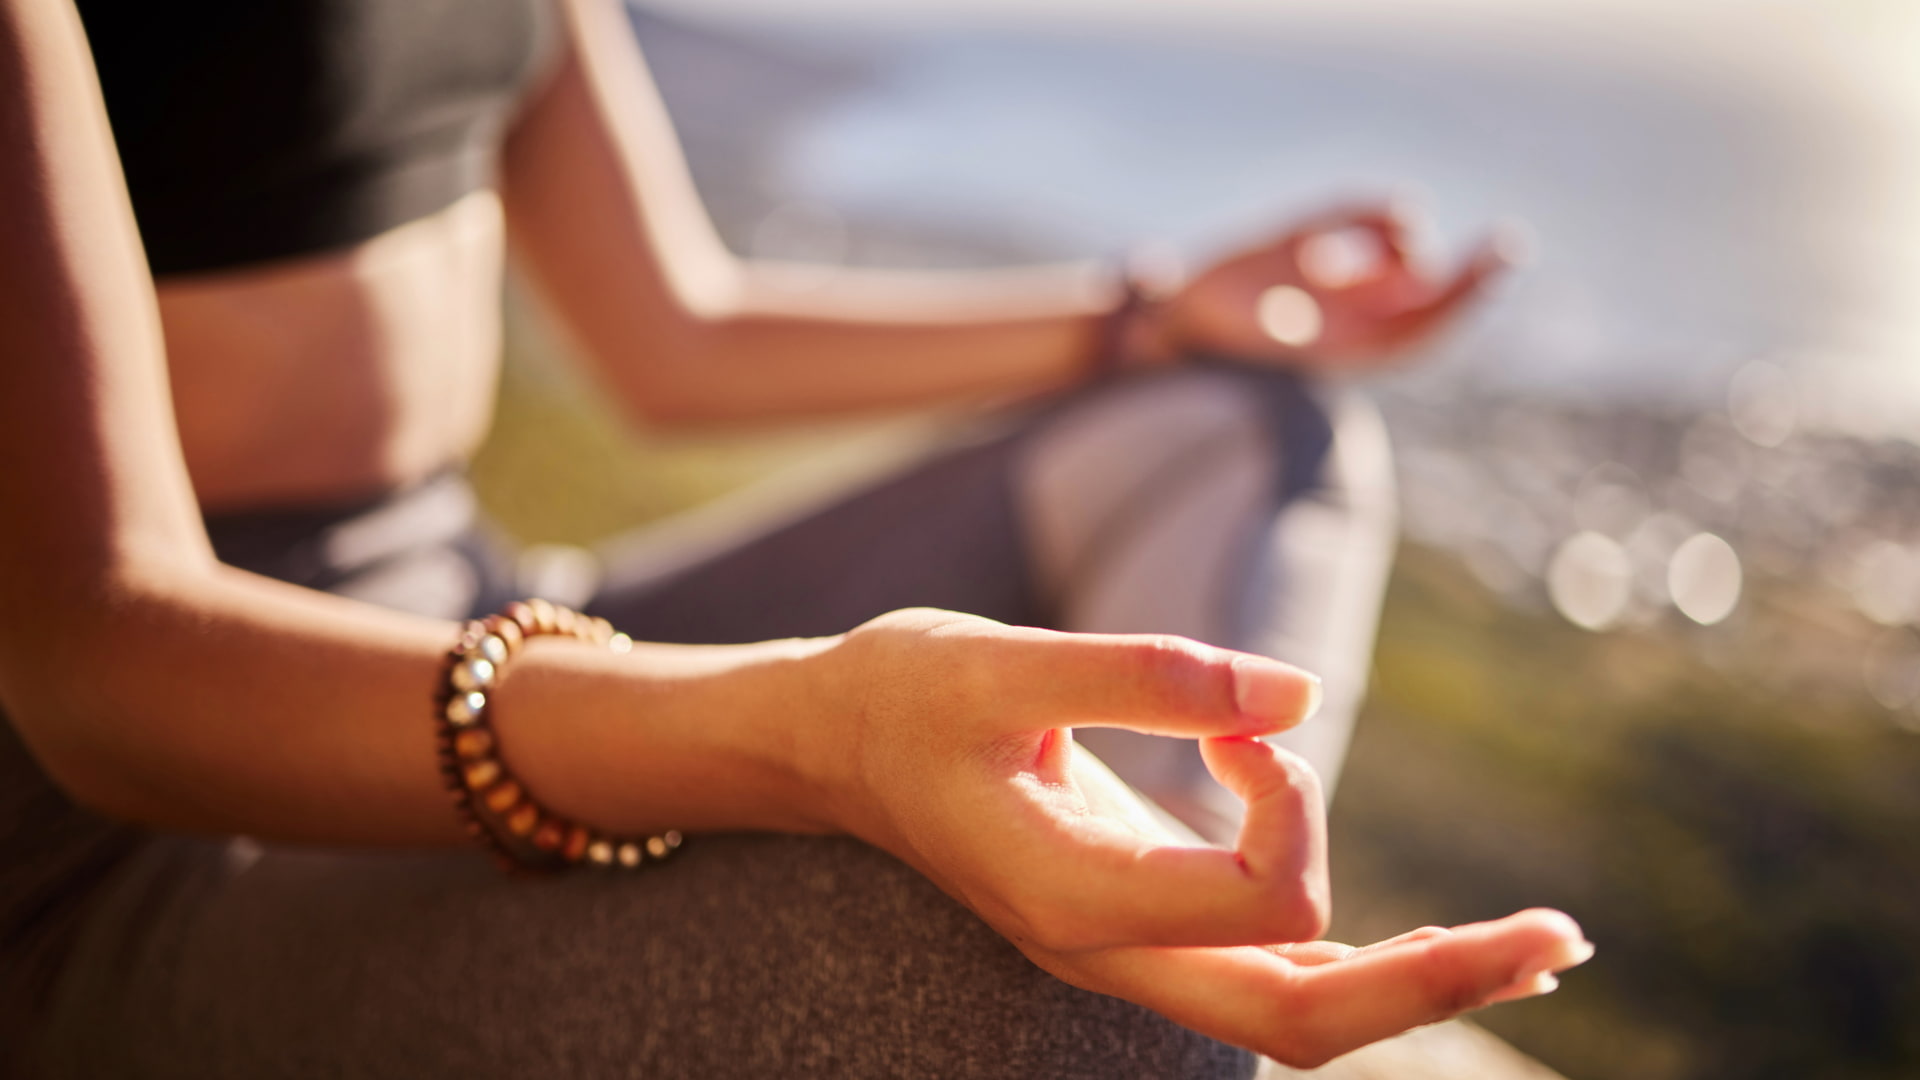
[498,0,738,383]
[0,0,212,712]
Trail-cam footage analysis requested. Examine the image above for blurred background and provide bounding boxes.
[474,2,1920,1076]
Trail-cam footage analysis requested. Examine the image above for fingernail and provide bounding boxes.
[1536,937,1595,972]
[1232,658,1322,725]
[1482,968,1560,1006]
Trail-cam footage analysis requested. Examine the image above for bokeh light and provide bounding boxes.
[1667,532,1741,625]
[1728,360,1798,448]
[1851,539,1919,627]
[1547,531,1633,631]
[1257,284,1323,347]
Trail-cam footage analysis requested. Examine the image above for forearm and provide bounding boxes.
[630,258,1118,423]
[17,560,840,847]
[502,0,1126,426]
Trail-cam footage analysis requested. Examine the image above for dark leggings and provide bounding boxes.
[12,366,1396,1078]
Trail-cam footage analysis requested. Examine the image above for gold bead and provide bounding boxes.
[445,691,485,726]
[527,598,558,635]
[484,779,523,814]
[505,803,539,837]
[453,728,494,759]
[645,835,668,859]
[451,656,496,693]
[586,840,614,866]
[504,601,537,636]
[462,760,501,790]
[616,842,642,868]
[484,615,524,656]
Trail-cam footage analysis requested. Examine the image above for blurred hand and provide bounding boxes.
[1138,202,1523,371]
[818,608,1592,1069]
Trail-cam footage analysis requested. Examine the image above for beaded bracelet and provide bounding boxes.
[434,598,682,874]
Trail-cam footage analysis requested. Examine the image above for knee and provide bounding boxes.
[836,839,1257,1079]
[1025,369,1286,486]
[669,835,1258,1078]
[1314,387,1397,526]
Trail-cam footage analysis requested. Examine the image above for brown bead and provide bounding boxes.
[505,803,540,836]
[562,825,591,862]
[532,819,566,851]
[504,601,537,635]
[484,779,523,814]
[462,759,501,790]
[453,728,495,759]
[527,598,557,635]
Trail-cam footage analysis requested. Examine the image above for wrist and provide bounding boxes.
[491,633,847,840]
[1090,250,1186,377]
[788,628,900,847]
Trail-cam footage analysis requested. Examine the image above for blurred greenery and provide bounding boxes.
[1331,543,1920,1080]
[474,306,1920,1080]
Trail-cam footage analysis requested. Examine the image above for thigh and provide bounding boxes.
[582,365,1345,648]
[585,433,1041,643]
[38,834,1254,1080]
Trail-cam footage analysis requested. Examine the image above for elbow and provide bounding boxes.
[588,318,758,430]
[0,562,210,825]
[1,654,147,826]
[3,701,150,825]
[600,366,723,430]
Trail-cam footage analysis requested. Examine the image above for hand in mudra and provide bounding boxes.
[822,609,1591,1069]
[1145,202,1522,370]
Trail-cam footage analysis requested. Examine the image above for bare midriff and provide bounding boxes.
[158,191,507,513]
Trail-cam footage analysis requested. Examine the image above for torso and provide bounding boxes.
[71,0,556,510]
[161,192,507,511]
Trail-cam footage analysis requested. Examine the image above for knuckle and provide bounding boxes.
[1017,906,1095,955]
[1124,635,1225,703]
[1269,746,1326,799]
[1276,1043,1338,1071]
[1247,764,1315,816]
[1261,885,1331,943]
[1421,961,1493,1018]
[1264,998,1337,1070]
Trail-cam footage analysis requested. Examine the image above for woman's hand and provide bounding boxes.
[1138,202,1523,372]
[816,608,1592,1069]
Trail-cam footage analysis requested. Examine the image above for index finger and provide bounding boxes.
[1370,238,1511,346]
[1283,200,1420,267]
[974,626,1323,739]
[984,733,1328,951]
